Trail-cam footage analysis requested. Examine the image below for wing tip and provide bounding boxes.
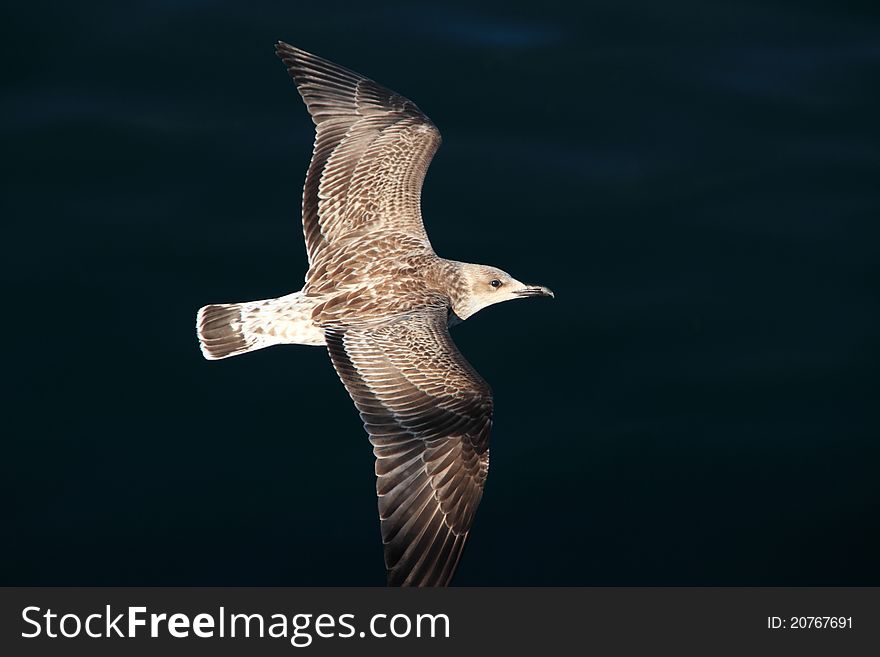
[275,40,296,56]
[385,531,467,587]
[274,41,363,88]
[275,40,303,64]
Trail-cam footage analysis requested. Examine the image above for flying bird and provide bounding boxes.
[196,42,554,586]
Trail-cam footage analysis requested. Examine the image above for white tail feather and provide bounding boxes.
[196,292,325,360]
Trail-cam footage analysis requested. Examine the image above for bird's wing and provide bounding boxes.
[275,43,441,270]
[325,308,492,586]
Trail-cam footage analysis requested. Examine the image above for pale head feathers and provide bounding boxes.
[451,263,554,321]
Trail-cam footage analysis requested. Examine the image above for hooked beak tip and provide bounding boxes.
[516,285,555,299]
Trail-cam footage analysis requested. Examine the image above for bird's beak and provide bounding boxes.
[515,285,555,299]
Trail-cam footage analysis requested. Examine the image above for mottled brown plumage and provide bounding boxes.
[196,43,553,586]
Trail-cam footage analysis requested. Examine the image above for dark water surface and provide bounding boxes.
[3,1,878,584]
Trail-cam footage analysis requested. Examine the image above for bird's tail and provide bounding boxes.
[196,293,325,360]
[196,302,261,360]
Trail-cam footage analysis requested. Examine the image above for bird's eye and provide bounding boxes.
[490,279,502,288]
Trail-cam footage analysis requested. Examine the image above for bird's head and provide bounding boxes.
[451,263,554,321]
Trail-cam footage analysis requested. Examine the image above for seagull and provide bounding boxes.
[196,42,554,586]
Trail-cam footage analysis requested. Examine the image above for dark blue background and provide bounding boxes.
[3,1,878,585]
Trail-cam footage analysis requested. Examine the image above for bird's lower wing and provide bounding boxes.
[324,309,492,586]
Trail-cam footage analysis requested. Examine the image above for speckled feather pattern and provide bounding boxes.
[198,43,513,587]
[274,43,495,586]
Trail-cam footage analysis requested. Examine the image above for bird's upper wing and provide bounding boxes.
[325,308,492,586]
[275,43,441,270]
